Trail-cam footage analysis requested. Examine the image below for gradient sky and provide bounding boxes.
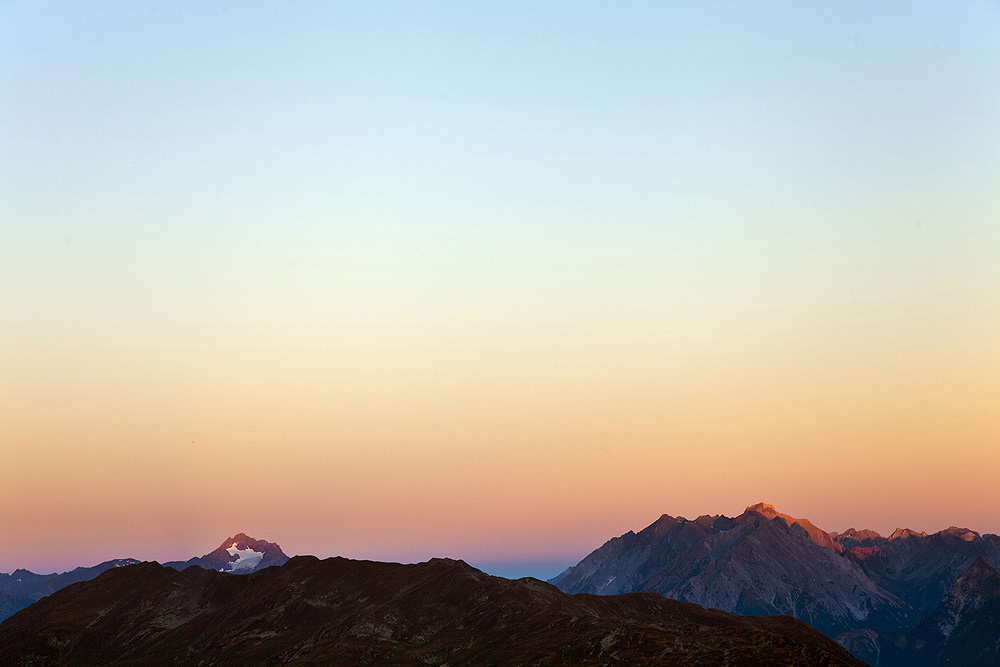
[2,1,998,577]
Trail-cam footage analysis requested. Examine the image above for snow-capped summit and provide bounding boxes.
[225,543,263,572]
[163,533,289,574]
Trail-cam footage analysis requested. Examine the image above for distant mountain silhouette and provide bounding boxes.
[0,559,139,622]
[831,528,888,550]
[553,502,1000,666]
[1,533,287,622]
[162,533,289,573]
[0,555,868,666]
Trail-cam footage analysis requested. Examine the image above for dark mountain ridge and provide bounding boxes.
[1,533,288,622]
[0,559,140,599]
[0,554,868,666]
[0,559,140,623]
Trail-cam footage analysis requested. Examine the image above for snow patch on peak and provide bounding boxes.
[225,546,264,572]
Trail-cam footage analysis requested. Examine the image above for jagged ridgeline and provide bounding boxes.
[553,503,1000,666]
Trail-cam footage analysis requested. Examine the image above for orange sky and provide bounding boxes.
[2,2,999,574]
[3,296,998,572]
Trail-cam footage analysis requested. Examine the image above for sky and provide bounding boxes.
[1,0,998,577]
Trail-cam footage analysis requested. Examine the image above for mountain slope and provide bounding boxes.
[555,512,722,595]
[1,533,288,622]
[833,528,888,551]
[848,526,1000,617]
[552,503,1000,666]
[0,556,869,666]
[0,592,35,622]
[902,556,1000,667]
[0,559,140,622]
[557,505,907,638]
[648,511,908,637]
[746,502,844,552]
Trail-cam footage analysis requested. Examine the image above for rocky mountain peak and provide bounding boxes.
[934,555,1000,619]
[900,553,1000,665]
[888,528,928,540]
[745,501,779,516]
[741,503,843,552]
[940,526,979,542]
[833,528,888,551]
[163,534,290,574]
[838,528,884,541]
[218,533,279,551]
[551,505,1000,667]
[957,555,999,585]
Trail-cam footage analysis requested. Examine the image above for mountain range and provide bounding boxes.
[0,533,288,622]
[0,553,866,666]
[4,506,998,665]
[552,502,1000,666]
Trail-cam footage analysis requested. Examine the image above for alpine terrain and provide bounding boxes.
[553,502,1000,666]
[0,554,867,666]
[0,533,288,622]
